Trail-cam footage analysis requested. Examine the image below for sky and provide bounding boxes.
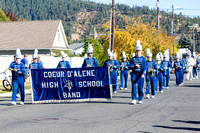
[90,0,200,17]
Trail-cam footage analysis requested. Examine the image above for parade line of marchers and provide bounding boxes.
[8,41,199,105]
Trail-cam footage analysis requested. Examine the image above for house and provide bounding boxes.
[0,20,68,56]
[68,43,85,55]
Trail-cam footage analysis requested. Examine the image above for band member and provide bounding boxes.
[82,44,98,67]
[174,52,183,86]
[180,52,186,84]
[162,51,172,89]
[186,52,195,81]
[132,52,135,58]
[21,54,29,82]
[129,40,147,104]
[38,56,45,69]
[145,49,156,99]
[192,52,199,79]
[103,49,119,93]
[155,53,164,93]
[57,51,71,69]
[10,49,25,105]
[119,51,129,90]
[29,49,43,69]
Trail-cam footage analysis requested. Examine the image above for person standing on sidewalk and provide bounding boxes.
[10,49,25,105]
[129,40,147,104]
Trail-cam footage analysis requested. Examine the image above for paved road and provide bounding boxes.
[0,73,200,133]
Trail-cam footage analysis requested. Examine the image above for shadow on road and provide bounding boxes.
[172,120,200,124]
[182,85,200,88]
[153,125,200,131]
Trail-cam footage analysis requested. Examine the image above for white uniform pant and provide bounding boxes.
[186,67,193,80]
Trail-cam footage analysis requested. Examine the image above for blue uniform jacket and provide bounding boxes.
[10,62,25,80]
[29,62,43,69]
[82,57,98,67]
[103,59,119,72]
[146,60,157,76]
[162,60,172,71]
[155,63,164,75]
[173,61,183,71]
[120,61,129,71]
[129,56,147,76]
[21,58,28,70]
[57,61,71,69]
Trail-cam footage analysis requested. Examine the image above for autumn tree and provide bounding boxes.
[100,17,177,62]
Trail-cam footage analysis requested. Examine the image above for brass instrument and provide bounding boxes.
[120,62,125,71]
[151,69,154,77]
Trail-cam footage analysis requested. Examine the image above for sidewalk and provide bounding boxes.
[0,90,31,97]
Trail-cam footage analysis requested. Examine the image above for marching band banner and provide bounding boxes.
[31,67,111,103]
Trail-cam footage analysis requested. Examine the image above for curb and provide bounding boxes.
[0,90,31,97]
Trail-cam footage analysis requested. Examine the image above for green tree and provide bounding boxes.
[82,37,105,66]
[178,34,193,51]
[0,8,8,21]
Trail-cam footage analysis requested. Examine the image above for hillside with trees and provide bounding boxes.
[0,0,200,42]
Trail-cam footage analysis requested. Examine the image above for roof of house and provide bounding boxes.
[68,43,85,50]
[0,20,68,50]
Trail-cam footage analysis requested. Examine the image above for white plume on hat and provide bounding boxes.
[159,52,163,58]
[107,49,113,57]
[146,48,152,57]
[16,49,22,59]
[32,49,38,59]
[136,40,142,51]
[156,53,161,61]
[132,52,135,57]
[60,50,66,58]
[87,44,93,54]
[122,51,126,59]
[113,53,117,60]
[193,52,196,57]
[176,52,180,59]
[188,51,191,56]
[164,50,168,58]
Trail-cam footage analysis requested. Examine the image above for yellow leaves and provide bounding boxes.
[100,17,175,61]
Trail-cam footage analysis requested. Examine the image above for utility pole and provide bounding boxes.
[188,25,199,52]
[109,8,112,50]
[111,0,115,51]
[171,5,174,59]
[156,0,160,30]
